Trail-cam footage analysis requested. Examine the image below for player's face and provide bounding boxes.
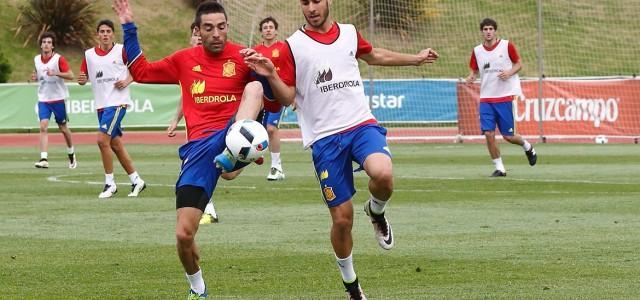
[260,21,277,42]
[300,0,331,30]
[97,25,115,47]
[482,26,496,43]
[40,38,54,54]
[199,13,228,54]
[190,28,202,48]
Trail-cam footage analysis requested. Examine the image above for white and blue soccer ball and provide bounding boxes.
[225,119,269,162]
[594,135,608,144]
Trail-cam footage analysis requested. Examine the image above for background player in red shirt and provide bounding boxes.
[113,0,279,298]
[254,16,287,181]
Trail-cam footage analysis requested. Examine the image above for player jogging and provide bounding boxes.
[112,0,280,298]
[32,32,77,169]
[244,0,439,298]
[78,19,147,198]
[465,18,537,177]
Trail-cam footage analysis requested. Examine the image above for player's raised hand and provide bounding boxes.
[77,72,87,85]
[112,0,134,24]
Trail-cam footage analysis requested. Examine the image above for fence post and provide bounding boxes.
[536,0,546,142]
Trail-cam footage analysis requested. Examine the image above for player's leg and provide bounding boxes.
[35,102,51,168]
[480,102,506,176]
[52,102,77,169]
[176,186,209,298]
[214,82,265,172]
[175,129,226,298]
[352,125,394,251]
[97,107,119,198]
[311,134,365,299]
[264,108,285,181]
[495,98,537,166]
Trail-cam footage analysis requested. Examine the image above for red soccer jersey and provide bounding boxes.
[128,42,255,141]
[277,22,373,86]
[253,40,287,75]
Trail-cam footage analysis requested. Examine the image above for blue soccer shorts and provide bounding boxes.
[97,105,128,138]
[37,101,68,124]
[261,107,284,129]
[311,124,391,208]
[479,99,516,136]
[176,120,235,200]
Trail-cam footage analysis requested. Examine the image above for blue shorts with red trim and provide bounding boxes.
[311,124,390,208]
[37,101,68,124]
[479,100,515,136]
[97,105,128,138]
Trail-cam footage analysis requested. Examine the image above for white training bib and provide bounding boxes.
[474,39,522,99]
[85,44,133,109]
[34,53,69,102]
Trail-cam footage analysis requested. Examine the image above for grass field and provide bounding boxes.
[1,142,639,299]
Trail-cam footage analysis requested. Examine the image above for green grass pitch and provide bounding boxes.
[1,142,639,299]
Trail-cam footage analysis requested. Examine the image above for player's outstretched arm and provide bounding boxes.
[112,0,134,24]
[360,47,439,67]
[242,50,295,107]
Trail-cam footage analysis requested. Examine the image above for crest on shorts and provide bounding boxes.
[323,186,336,201]
[272,49,280,58]
[223,60,236,77]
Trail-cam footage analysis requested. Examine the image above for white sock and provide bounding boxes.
[271,152,281,168]
[522,140,532,151]
[67,146,75,155]
[492,158,505,172]
[105,173,115,185]
[335,253,357,283]
[186,269,206,294]
[368,196,387,215]
[41,152,48,160]
[204,201,217,218]
[128,171,141,184]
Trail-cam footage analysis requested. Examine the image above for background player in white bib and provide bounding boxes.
[31,32,77,169]
[245,0,439,298]
[78,19,146,199]
[465,18,537,177]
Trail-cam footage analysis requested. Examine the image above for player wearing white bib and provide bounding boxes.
[245,0,439,298]
[78,19,146,199]
[465,18,537,177]
[31,32,77,169]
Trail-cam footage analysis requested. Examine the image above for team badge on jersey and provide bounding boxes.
[272,49,280,58]
[191,80,205,96]
[223,60,236,77]
[323,186,336,201]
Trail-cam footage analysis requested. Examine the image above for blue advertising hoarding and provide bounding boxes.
[280,79,458,124]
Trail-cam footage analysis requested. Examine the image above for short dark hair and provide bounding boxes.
[195,1,227,26]
[97,19,115,32]
[190,22,197,32]
[39,32,56,47]
[480,18,497,31]
[259,16,278,31]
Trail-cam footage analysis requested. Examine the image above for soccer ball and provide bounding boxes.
[594,135,608,144]
[225,119,269,162]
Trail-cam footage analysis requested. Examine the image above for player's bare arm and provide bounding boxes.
[77,72,87,85]
[243,50,295,106]
[466,70,478,84]
[114,73,134,90]
[360,47,439,66]
[46,68,74,81]
[112,0,134,23]
[498,60,522,80]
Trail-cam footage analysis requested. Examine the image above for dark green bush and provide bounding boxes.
[13,0,97,48]
[0,52,11,83]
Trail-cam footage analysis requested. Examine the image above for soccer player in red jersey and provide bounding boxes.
[254,17,288,181]
[113,0,279,298]
[244,0,439,298]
